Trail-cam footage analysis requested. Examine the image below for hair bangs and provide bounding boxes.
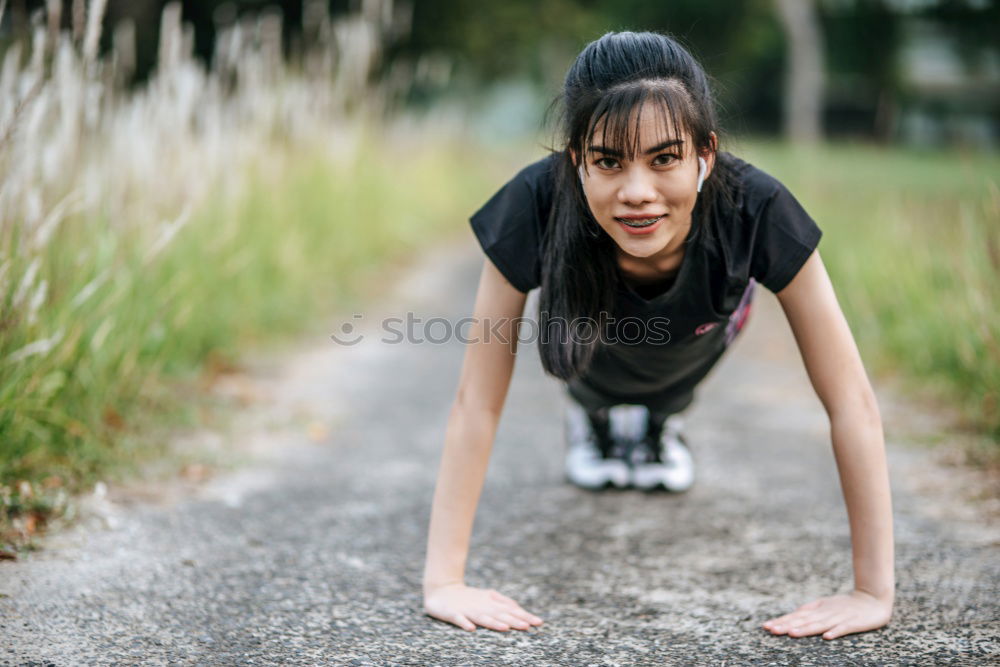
[584,80,695,164]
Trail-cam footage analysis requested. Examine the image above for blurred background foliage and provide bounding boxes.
[3,0,998,144]
[0,0,997,551]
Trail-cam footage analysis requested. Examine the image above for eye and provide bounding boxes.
[594,157,619,169]
[653,153,680,166]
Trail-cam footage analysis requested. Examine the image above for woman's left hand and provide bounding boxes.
[761,590,893,640]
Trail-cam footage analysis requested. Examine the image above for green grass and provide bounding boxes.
[0,129,503,546]
[736,139,1000,452]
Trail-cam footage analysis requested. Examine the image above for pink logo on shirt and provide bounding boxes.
[694,322,718,335]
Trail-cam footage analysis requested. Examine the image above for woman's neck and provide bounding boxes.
[615,219,691,283]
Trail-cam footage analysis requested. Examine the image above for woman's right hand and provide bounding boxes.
[423,583,544,632]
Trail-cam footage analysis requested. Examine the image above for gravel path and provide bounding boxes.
[2,236,998,666]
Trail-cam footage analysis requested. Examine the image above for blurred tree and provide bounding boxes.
[388,0,791,134]
[820,0,903,142]
[774,0,825,143]
[389,0,601,87]
[582,0,785,135]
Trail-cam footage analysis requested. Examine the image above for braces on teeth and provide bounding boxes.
[616,215,663,227]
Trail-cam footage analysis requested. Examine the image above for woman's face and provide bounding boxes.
[577,101,714,263]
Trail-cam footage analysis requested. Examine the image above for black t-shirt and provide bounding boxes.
[469,151,823,401]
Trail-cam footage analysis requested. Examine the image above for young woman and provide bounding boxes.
[423,31,894,641]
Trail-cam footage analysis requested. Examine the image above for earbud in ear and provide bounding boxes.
[697,156,707,193]
[578,164,585,185]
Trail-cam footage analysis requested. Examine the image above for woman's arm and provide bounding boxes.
[422,257,543,632]
[762,249,895,640]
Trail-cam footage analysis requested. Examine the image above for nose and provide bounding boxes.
[617,167,657,206]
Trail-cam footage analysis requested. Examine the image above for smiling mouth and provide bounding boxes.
[614,215,666,228]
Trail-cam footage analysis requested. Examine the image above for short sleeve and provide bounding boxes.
[749,180,823,293]
[469,154,556,293]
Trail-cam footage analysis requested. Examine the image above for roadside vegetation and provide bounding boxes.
[740,139,999,462]
[0,0,498,553]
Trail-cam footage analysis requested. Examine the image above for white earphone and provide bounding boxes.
[579,158,708,192]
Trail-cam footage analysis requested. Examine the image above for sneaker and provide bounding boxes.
[563,402,630,490]
[628,414,696,492]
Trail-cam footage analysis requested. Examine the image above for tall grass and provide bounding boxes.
[740,140,1000,451]
[0,0,496,546]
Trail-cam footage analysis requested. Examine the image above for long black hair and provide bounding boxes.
[537,30,741,380]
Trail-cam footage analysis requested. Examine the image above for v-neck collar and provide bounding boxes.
[618,242,697,304]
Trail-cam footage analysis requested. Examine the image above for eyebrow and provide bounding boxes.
[586,139,685,158]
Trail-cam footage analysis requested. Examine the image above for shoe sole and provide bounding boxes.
[563,472,631,491]
[630,465,695,493]
[566,475,693,492]
[633,480,695,493]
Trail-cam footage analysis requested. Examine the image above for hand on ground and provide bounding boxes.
[424,583,544,632]
[762,590,893,640]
